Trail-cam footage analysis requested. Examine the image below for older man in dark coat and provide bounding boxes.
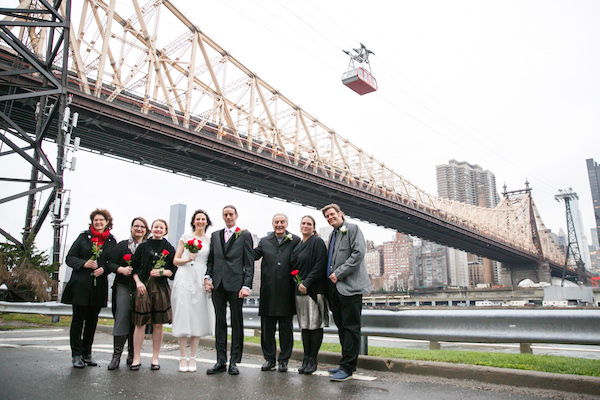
[254,213,300,372]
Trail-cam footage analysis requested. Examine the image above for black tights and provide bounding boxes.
[301,328,323,358]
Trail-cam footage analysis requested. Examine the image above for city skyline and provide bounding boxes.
[1,1,599,268]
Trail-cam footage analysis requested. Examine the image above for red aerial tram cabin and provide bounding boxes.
[342,43,377,96]
[342,67,378,95]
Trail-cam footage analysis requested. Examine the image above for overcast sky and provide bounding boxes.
[1,0,599,256]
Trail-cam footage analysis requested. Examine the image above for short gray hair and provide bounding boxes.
[272,213,288,223]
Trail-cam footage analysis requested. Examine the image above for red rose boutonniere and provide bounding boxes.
[234,227,246,239]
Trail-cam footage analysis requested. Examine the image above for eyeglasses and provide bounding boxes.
[132,225,146,229]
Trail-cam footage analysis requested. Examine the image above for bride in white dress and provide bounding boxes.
[172,209,215,373]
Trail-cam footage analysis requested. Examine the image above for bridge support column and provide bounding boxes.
[430,341,441,350]
[537,261,551,284]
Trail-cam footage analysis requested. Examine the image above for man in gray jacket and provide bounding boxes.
[321,203,372,381]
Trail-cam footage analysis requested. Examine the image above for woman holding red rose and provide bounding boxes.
[62,209,117,368]
[130,219,176,371]
[290,215,329,374]
[106,217,149,370]
[171,209,215,372]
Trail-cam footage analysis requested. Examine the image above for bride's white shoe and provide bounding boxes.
[179,356,189,372]
[188,357,197,372]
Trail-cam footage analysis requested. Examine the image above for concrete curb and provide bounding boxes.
[97,325,600,395]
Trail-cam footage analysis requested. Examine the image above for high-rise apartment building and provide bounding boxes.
[436,159,499,208]
[412,239,449,288]
[435,160,506,286]
[586,158,600,248]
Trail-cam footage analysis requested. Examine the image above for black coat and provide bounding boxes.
[62,230,117,308]
[290,235,328,301]
[254,231,301,317]
[207,228,254,292]
[132,238,176,287]
[107,240,136,316]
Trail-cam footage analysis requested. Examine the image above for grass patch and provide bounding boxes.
[242,334,600,377]
[0,312,71,327]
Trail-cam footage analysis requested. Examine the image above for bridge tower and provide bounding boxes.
[555,188,586,285]
[0,1,72,285]
[502,182,551,284]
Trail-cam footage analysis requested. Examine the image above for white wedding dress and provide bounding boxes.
[171,233,215,337]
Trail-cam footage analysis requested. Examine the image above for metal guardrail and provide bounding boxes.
[2,301,599,353]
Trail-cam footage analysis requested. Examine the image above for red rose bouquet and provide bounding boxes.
[184,238,202,265]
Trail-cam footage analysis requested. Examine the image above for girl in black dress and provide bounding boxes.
[291,215,329,375]
[63,209,117,368]
[130,219,176,371]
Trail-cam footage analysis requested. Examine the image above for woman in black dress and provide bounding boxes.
[291,215,329,375]
[62,209,117,368]
[130,219,176,371]
[106,217,149,370]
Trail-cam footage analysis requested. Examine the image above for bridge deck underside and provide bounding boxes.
[0,67,562,273]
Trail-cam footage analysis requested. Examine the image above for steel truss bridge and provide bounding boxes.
[0,0,580,281]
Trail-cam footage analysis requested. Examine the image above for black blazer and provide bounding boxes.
[207,228,254,292]
[62,230,117,308]
[254,231,300,317]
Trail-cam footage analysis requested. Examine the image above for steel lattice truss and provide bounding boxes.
[7,0,567,267]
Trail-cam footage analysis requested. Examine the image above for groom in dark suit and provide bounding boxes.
[204,205,254,375]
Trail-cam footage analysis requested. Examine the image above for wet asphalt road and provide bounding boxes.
[0,327,598,400]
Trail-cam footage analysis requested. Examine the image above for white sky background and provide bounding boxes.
[1,0,600,256]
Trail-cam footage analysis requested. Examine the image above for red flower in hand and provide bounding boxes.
[161,249,170,256]
[91,237,99,243]
[291,269,302,286]
[187,239,196,247]
[235,227,241,233]
[123,254,132,262]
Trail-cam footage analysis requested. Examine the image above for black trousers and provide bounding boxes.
[261,315,293,362]
[212,285,244,364]
[327,282,362,374]
[70,305,101,357]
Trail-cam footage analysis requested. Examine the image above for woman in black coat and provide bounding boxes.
[106,217,149,370]
[130,218,176,371]
[62,208,117,368]
[291,215,329,375]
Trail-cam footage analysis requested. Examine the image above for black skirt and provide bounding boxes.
[132,278,172,326]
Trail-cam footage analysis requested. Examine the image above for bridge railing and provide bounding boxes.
[2,301,598,354]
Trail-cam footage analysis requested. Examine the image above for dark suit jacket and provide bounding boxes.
[254,231,300,317]
[207,228,254,292]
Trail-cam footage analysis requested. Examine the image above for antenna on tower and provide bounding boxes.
[555,188,586,285]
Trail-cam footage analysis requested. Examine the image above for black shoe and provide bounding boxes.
[278,360,288,372]
[72,355,85,368]
[129,363,141,371]
[303,357,317,375]
[298,357,308,374]
[82,355,97,366]
[261,360,276,371]
[107,355,120,370]
[206,362,227,375]
[126,353,134,366]
[151,364,160,371]
[228,363,240,375]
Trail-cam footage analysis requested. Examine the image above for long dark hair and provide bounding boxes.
[190,209,212,231]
